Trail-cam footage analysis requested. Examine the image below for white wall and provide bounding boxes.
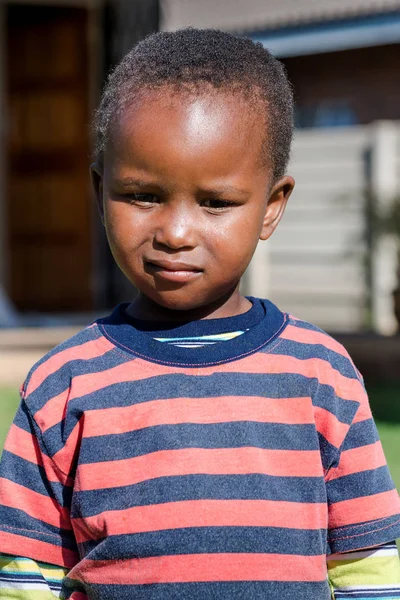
[244,122,400,333]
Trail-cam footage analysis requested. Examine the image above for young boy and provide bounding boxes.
[0,28,399,600]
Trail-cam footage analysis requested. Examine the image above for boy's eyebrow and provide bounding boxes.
[201,185,250,198]
[112,178,166,190]
[112,178,251,198]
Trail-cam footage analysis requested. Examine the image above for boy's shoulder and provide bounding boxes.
[21,318,115,401]
[275,312,364,389]
[283,313,359,366]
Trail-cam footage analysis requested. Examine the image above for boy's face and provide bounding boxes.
[92,91,294,319]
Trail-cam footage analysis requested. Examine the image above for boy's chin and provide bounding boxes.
[148,291,214,313]
[139,285,243,319]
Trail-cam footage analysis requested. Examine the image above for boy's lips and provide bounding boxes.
[145,259,203,283]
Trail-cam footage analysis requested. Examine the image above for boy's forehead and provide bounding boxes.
[107,90,269,176]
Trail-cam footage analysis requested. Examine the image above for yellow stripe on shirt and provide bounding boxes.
[328,542,400,598]
[0,554,68,599]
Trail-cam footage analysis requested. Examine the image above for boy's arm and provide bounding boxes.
[327,541,400,599]
[317,351,400,598]
[0,392,79,569]
[322,368,400,553]
[0,553,69,599]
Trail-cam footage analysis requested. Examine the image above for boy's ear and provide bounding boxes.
[90,162,105,223]
[260,176,295,241]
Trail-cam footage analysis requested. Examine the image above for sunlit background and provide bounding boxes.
[0,0,399,487]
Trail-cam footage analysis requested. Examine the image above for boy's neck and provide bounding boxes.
[127,288,252,323]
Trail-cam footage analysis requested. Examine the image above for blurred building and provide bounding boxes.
[0,0,158,324]
[163,0,400,127]
[0,0,399,332]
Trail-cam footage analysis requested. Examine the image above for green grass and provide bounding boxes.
[374,421,400,491]
[0,384,399,491]
[0,388,19,452]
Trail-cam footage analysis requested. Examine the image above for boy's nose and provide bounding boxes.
[154,208,196,250]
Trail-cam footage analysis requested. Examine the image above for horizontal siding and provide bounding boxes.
[271,222,364,250]
[246,122,400,332]
[247,125,371,332]
[279,300,366,333]
[270,263,365,294]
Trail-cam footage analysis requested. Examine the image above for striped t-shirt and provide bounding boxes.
[0,297,399,599]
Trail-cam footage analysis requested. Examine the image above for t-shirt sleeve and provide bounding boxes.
[324,369,400,554]
[0,394,79,569]
[327,541,400,598]
[0,553,69,598]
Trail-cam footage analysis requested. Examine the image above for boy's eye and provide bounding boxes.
[128,193,159,205]
[203,199,234,211]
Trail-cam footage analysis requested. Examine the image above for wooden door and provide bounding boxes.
[6,5,92,312]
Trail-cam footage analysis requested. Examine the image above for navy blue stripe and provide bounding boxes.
[78,526,327,559]
[342,419,380,450]
[0,574,62,589]
[12,401,50,447]
[70,473,327,518]
[0,512,77,550]
[77,422,319,464]
[270,340,358,380]
[12,405,31,434]
[0,451,71,507]
[25,349,128,414]
[327,466,396,504]
[311,381,359,425]
[76,581,332,600]
[59,372,346,409]
[328,513,400,554]
[0,575,46,583]
[317,432,340,471]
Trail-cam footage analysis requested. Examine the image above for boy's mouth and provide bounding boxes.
[145,259,203,283]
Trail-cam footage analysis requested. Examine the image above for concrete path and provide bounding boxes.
[0,327,80,387]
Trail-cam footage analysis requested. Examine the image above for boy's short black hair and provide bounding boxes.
[94,28,294,181]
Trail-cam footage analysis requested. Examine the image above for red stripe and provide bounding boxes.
[69,553,326,584]
[329,488,400,528]
[34,388,71,433]
[4,424,43,467]
[52,419,84,476]
[0,530,77,569]
[33,359,185,432]
[326,441,388,481]
[281,325,349,358]
[83,395,314,437]
[69,594,88,600]
[75,447,324,491]
[3,424,72,486]
[313,406,350,449]
[353,399,372,423]
[72,498,327,543]
[26,338,114,396]
[0,477,71,530]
